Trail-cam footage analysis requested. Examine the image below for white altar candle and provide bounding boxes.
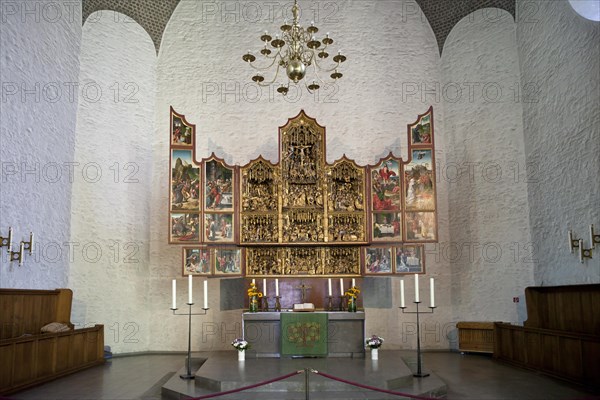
[188,274,193,304]
[252,279,256,285]
[275,279,279,296]
[30,232,34,251]
[203,280,208,309]
[430,278,435,308]
[340,278,344,295]
[352,278,356,288]
[172,279,177,309]
[328,278,332,296]
[400,280,405,308]
[591,224,595,244]
[19,242,24,265]
[8,227,12,249]
[414,274,419,303]
[263,278,267,296]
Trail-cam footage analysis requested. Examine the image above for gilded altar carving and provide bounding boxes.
[281,247,323,275]
[246,246,360,277]
[241,158,278,213]
[170,107,438,277]
[246,248,282,275]
[325,158,367,243]
[323,247,361,275]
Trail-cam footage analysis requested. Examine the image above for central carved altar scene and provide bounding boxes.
[242,111,367,277]
[169,108,437,278]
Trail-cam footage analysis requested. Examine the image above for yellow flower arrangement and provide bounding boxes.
[345,286,360,298]
[247,282,263,298]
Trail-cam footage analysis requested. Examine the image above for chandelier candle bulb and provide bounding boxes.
[430,278,435,308]
[275,279,279,296]
[328,278,332,296]
[263,278,267,296]
[414,274,419,303]
[340,278,344,295]
[172,279,177,309]
[188,274,193,304]
[400,280,405,308]
[204,280,208,309]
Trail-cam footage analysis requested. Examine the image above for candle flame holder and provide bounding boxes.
[400,302,436,378]
[325,295,334,311]
[171,303,210,379]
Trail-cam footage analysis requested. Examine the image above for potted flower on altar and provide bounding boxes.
[345,286,360,312]
[232,338,249,361]
[366,335,384,360]
[247,282,263,312]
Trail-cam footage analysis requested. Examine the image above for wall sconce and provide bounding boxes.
[590,224,600,248]
[0,227,13,252]
[21,232,34,255]
[2,229,34,266]
[568,230,581,253]
[578,239,593,263]
[569,228,593,263]
[10,242,25,266]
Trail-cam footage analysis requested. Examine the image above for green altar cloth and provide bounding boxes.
[281,312,328,357]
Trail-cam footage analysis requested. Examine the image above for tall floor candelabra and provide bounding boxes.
[171,303,209,379]
[400,301,436,377]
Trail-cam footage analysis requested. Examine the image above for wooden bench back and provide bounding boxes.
[0,288,73,339]
[524,284,600,335]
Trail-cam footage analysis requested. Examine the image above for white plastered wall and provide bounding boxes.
[0,1,81,288]
[516,0,600,285]
[68,11,156,353]
[441,9,534,324]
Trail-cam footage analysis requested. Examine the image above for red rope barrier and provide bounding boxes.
[312,369,439,400]
[190,370,304,399]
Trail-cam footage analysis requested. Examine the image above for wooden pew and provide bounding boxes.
[494,284,600,391]
[0,288,104,395]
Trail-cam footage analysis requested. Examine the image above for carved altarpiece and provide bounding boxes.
[168,108,437,278]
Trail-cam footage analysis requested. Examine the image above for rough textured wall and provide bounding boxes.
[517,0,600,285]
[0,1,81,288]
[150,0,451,351]
[69,11,156,353]
[441,9,534,324]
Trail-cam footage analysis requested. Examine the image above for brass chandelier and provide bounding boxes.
[242,0,346,95]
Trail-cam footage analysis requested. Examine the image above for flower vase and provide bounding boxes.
[238,350,245,361]
[347,297,357,312]
[371,348,379,360]
[249,296,259,313]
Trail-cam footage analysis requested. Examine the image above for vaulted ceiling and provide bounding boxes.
[82,0,515,54]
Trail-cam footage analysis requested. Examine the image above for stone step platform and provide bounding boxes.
[161,351,447,399]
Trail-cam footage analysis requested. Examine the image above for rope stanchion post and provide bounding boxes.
[304,367,310,400]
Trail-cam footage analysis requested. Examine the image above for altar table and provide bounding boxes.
[242,311,365,358]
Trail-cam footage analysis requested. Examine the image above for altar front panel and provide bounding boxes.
[242,312,365,358]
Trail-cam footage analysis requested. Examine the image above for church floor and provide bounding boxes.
[6,351,597,400]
